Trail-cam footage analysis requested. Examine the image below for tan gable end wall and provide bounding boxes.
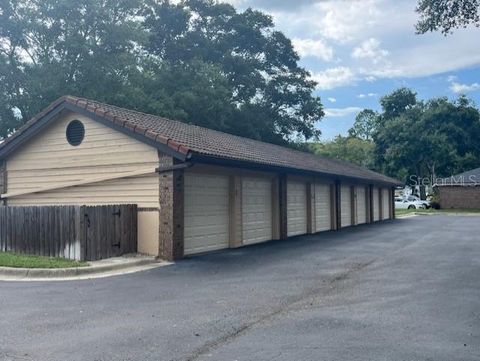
[5,111,160,256]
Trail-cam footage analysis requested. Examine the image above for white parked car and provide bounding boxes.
[404,195,431,209]
[395,197,427,209]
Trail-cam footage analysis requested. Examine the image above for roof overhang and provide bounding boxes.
[189,153,402,187]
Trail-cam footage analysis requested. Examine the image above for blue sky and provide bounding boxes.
[226,0,480,140]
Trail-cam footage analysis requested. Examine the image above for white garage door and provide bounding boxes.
[242,177,273,245]
[287,180,307,237]
[356,186,367,224]
[314,183,331,232]
[382,188,390,220]
[184,173,230,255]
[341,185,352,227]
[373,187,380,221]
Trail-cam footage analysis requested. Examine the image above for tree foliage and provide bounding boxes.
[348,109,378,141]
[0,0,323,145]
[374,89,480,184]
[309,136,375,169]
[416,0,480,34]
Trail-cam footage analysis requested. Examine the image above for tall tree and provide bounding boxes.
[309,136,375,169]
[143,0,323,144]
[348,109,378,141]
[379,88,417,121]
[0,0,145,137]
[373,90,480,195]
[0,0,323,146]
[416,0,480,34]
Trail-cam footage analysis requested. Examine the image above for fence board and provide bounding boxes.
[0,205,137,261]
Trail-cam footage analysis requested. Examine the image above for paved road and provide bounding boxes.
[1,215,479,361]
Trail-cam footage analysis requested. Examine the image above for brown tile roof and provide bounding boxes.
[0,96,401,185]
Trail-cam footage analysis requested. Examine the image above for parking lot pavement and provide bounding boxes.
[1,215,479,361]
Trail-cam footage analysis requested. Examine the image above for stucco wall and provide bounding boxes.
[5,111,160,256]
[438,186,480,209]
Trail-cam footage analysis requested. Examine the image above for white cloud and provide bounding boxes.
[315,0,382,43]
[357,93,378,98]
[223,0,480,88]
[327,97,337,103]
[450,82,480,93]
[352,38,389,63]
[324,107,363,117]
[311,67,356,90]
[292,38,334,61]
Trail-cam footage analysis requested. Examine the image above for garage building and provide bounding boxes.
[0,96,400,260]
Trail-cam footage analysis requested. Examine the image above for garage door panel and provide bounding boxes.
[242,177,273,245]
[382,188,390,220]
[315,183,331,232]
[356,186,367,224]
[341,185,352,227]
[287,181,307,237]
[184,173,230,255]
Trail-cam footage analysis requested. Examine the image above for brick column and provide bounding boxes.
[391,187,396,219]
[335,180,341,229]
[306,182,314,234]
[0,160,6,205]
[158,153,184,261]
[278,173,288,240]
[351,185,357,226]
[229,175,242,248]
[379,187,384,220]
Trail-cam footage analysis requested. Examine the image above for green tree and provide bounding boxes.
[143,0,323,144]
[309,136,375,169]
[0,0,323,146]
[416,0,480,34]
[348,109,378,141]
[373,90,480,197]
[0,0,146,138]
[379,88,418,121]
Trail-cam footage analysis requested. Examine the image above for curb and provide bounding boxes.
[397,212,480,218]
[0,257,170,281]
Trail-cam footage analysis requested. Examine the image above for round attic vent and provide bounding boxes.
[66,120,85,146]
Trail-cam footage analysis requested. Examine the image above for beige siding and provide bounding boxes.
[5,111,160,256]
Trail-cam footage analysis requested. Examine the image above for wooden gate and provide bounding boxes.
[83,205,137,261]
[0,204,137,261]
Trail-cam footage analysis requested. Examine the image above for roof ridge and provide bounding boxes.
[0,95,401,186]
[67,97,379,170]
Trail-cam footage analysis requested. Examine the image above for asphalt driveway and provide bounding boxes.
[1,215,479,361]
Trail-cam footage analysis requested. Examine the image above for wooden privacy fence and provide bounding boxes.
[0,205,137,261]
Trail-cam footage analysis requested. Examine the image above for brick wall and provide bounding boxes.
[158,153,184,261]
[0,160,5,205]
[438,186,480,209]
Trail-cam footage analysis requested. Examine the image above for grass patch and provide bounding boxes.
[0,252,88,269]
[396,208,480,217]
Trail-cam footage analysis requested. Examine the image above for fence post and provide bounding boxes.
[78,206,87,261]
